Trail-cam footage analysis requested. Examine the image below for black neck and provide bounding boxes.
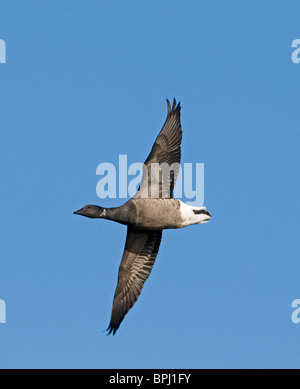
[104,206,129,225]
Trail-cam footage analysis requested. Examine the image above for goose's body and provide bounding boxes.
[74,99,211,334]
[76,198,210,230]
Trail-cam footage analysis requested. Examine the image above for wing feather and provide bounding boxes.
[106,228,162,335]
[135,98,182,199]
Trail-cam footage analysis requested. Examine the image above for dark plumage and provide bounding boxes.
[74,99,211,335]
[136,99,182,199]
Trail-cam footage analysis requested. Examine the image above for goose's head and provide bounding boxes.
[73,205,105,218]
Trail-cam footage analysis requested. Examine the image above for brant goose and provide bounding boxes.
[74,99,211,334]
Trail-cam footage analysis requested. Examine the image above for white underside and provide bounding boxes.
[179,201,211,227]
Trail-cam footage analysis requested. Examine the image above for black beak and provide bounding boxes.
[73,209,83,215]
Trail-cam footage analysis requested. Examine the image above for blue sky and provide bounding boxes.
[1,0,300,368]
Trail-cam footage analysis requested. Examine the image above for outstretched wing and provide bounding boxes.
[135,98,182,199]
[106,228,162,335]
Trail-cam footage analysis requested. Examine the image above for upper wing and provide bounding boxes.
[134,98,182,199]
[106,227,162,335]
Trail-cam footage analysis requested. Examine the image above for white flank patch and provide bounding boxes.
[179,201,211,227]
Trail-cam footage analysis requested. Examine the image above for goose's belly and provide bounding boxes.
[131,199,211,230]
[133,199,182,230]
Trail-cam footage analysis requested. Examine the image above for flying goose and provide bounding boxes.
[74,99,211,335]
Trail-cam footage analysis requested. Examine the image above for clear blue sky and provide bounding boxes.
[1,1,300,368]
